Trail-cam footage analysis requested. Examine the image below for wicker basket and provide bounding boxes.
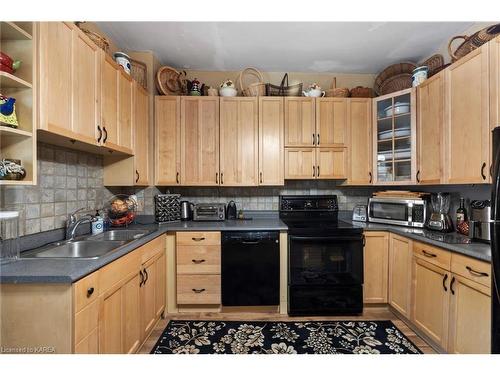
[374,62,416,95]
[422,54,444,77]
[266,73,302,96]
[75,22,110,53]
[379,73,412,95]
[350,86,374,98]
[238,67,266,96]
[326,77,350,97]
[130,58,147,89]
[156,66,187,95]
[448,23,500,62]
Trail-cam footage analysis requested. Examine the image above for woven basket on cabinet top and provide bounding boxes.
[238,67,266,96]
[266,73,303,96]
[130,58,147,89]
[74,22,110,53]
[374,62,416,95]
[378,73,412,95]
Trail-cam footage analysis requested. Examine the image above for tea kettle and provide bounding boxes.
[180,201,194,221]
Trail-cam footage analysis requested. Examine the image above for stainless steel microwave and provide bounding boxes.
[368,197,427,227]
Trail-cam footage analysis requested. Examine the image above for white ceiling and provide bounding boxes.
[96,22,474,73]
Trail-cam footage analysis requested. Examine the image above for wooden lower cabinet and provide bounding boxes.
[411,257,450,350]
[388,234,412,318]
[363,232,389,303]
[140,256,158,340]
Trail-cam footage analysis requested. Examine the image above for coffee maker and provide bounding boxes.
[426,192,454,232]
[469,200,491,242]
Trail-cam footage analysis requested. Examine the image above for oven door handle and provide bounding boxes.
[289,235,363,242]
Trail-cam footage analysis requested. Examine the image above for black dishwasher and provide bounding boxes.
[221,231,280,306]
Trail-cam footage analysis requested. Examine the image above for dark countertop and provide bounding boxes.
[0,213,287,284]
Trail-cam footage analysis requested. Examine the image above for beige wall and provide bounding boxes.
[182,70,375,91]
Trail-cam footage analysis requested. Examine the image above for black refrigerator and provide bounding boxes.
[491,127,500,353]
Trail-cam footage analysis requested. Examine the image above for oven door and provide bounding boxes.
[288,235,363,286]
[368,200,410,226]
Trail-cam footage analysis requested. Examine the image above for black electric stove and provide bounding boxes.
[280,195,364,316]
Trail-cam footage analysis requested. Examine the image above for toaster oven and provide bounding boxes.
[368,197,427,228]
[193,203,226,221]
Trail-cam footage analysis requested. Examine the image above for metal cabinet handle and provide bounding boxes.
[317,165,320,177]
[192,237,206,242]
[216,172,218,184]
[312,133,316,145]
[422,250,437,258]
[313,165,316,177]
[221,172,224,184]
[317,134,320,145]
[87,287,94,297]
[481,162,487,180]
[259,172,263,184]
[192,259,206,264]
[135,170,140,183]
[103,126,108,143]
[466,266,489,277]
[442,273,448,292]
[97,125,102,143]
[369,172,372,183]
[450,276,456,295]
[139,270,144,287]
[192,288,206,294]
[416,170,421,183]
[362,235,366,247]
[143,268,148,284]
[176,172,180,184]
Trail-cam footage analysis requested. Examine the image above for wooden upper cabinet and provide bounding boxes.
[101,53,119,148]
[364,232,389,304]
[72,28,100,144]
[155,96,180,185]
[445,44,490,184]
[417,71,444,184]
[491,36,500,131]
[117,71,134,154]
[259,97,284,186]
[347,98,372,185]
[180,97,220,186]
[388,234,412,319]
[38,22,73,134]
[285,97,315,146]
[412,257,450,350]
[316,98,347,147]
[133,83,149,185]
[220,97,259,186]
[285,148,315,179]
[316,148,347,179]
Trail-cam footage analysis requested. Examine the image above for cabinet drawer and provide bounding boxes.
[451,253,491,287]
[74,272,100,312]
[177,274,221,305]
[176,232,221,246]
[413,241,451,270]
[74,328,98,354]
[74,300,99,344]
[177,245,221,274]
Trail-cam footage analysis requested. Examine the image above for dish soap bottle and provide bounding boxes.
[456,197,467,233]
[92,210,104,235]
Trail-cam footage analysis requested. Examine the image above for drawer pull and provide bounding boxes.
[466,266,489,277]
[450,276,456,295]
[192,259,206,264]
[442,274,448,292]
[192,288,206,294]
[192,237,206,242]
[139,270,144,287]
[144,268,149,284]
[422,250,437,258]
[87,287,94,297]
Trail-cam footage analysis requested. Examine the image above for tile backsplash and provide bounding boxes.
[0,141,491,236]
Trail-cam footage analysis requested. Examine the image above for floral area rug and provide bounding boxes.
[150,320,422,354]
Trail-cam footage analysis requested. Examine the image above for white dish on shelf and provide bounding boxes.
[384,102,410,117]
[378,128,411,140]
[377,148,412,161]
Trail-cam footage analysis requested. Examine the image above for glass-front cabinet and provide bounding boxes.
[372,88,416,184]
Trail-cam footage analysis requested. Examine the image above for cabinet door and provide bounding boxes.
[220,98,258,186]
[285,98,315,146]
[72,28,100,144]
[347,98,372,185]
[99,283,123,354]
[491,36,500,131]
[117,71,134,153]
[101,53,119,147]
[388,234,412,318]
[363,232,389,303]
[285,148,315,179]
[316,147,347,179]
[180,97,220,186]
[259,97,284,185]
[316,98,347,147]
[445,44,490,184]
[38,22,73,134]
[140,259,157,340]
[412,258,450,350]
[448,274,491,353]
[134,83,149,185]
[155,96,181,185]
[122,272,141,354]
[155,251,166,318]
[417,71,444,184]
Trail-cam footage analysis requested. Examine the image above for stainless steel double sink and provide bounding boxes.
[21,229,152,259]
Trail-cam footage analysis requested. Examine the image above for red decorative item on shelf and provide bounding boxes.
[457,220,470,236]
[0,52,22,75]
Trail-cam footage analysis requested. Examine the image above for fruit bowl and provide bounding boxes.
[106,194,138,227]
